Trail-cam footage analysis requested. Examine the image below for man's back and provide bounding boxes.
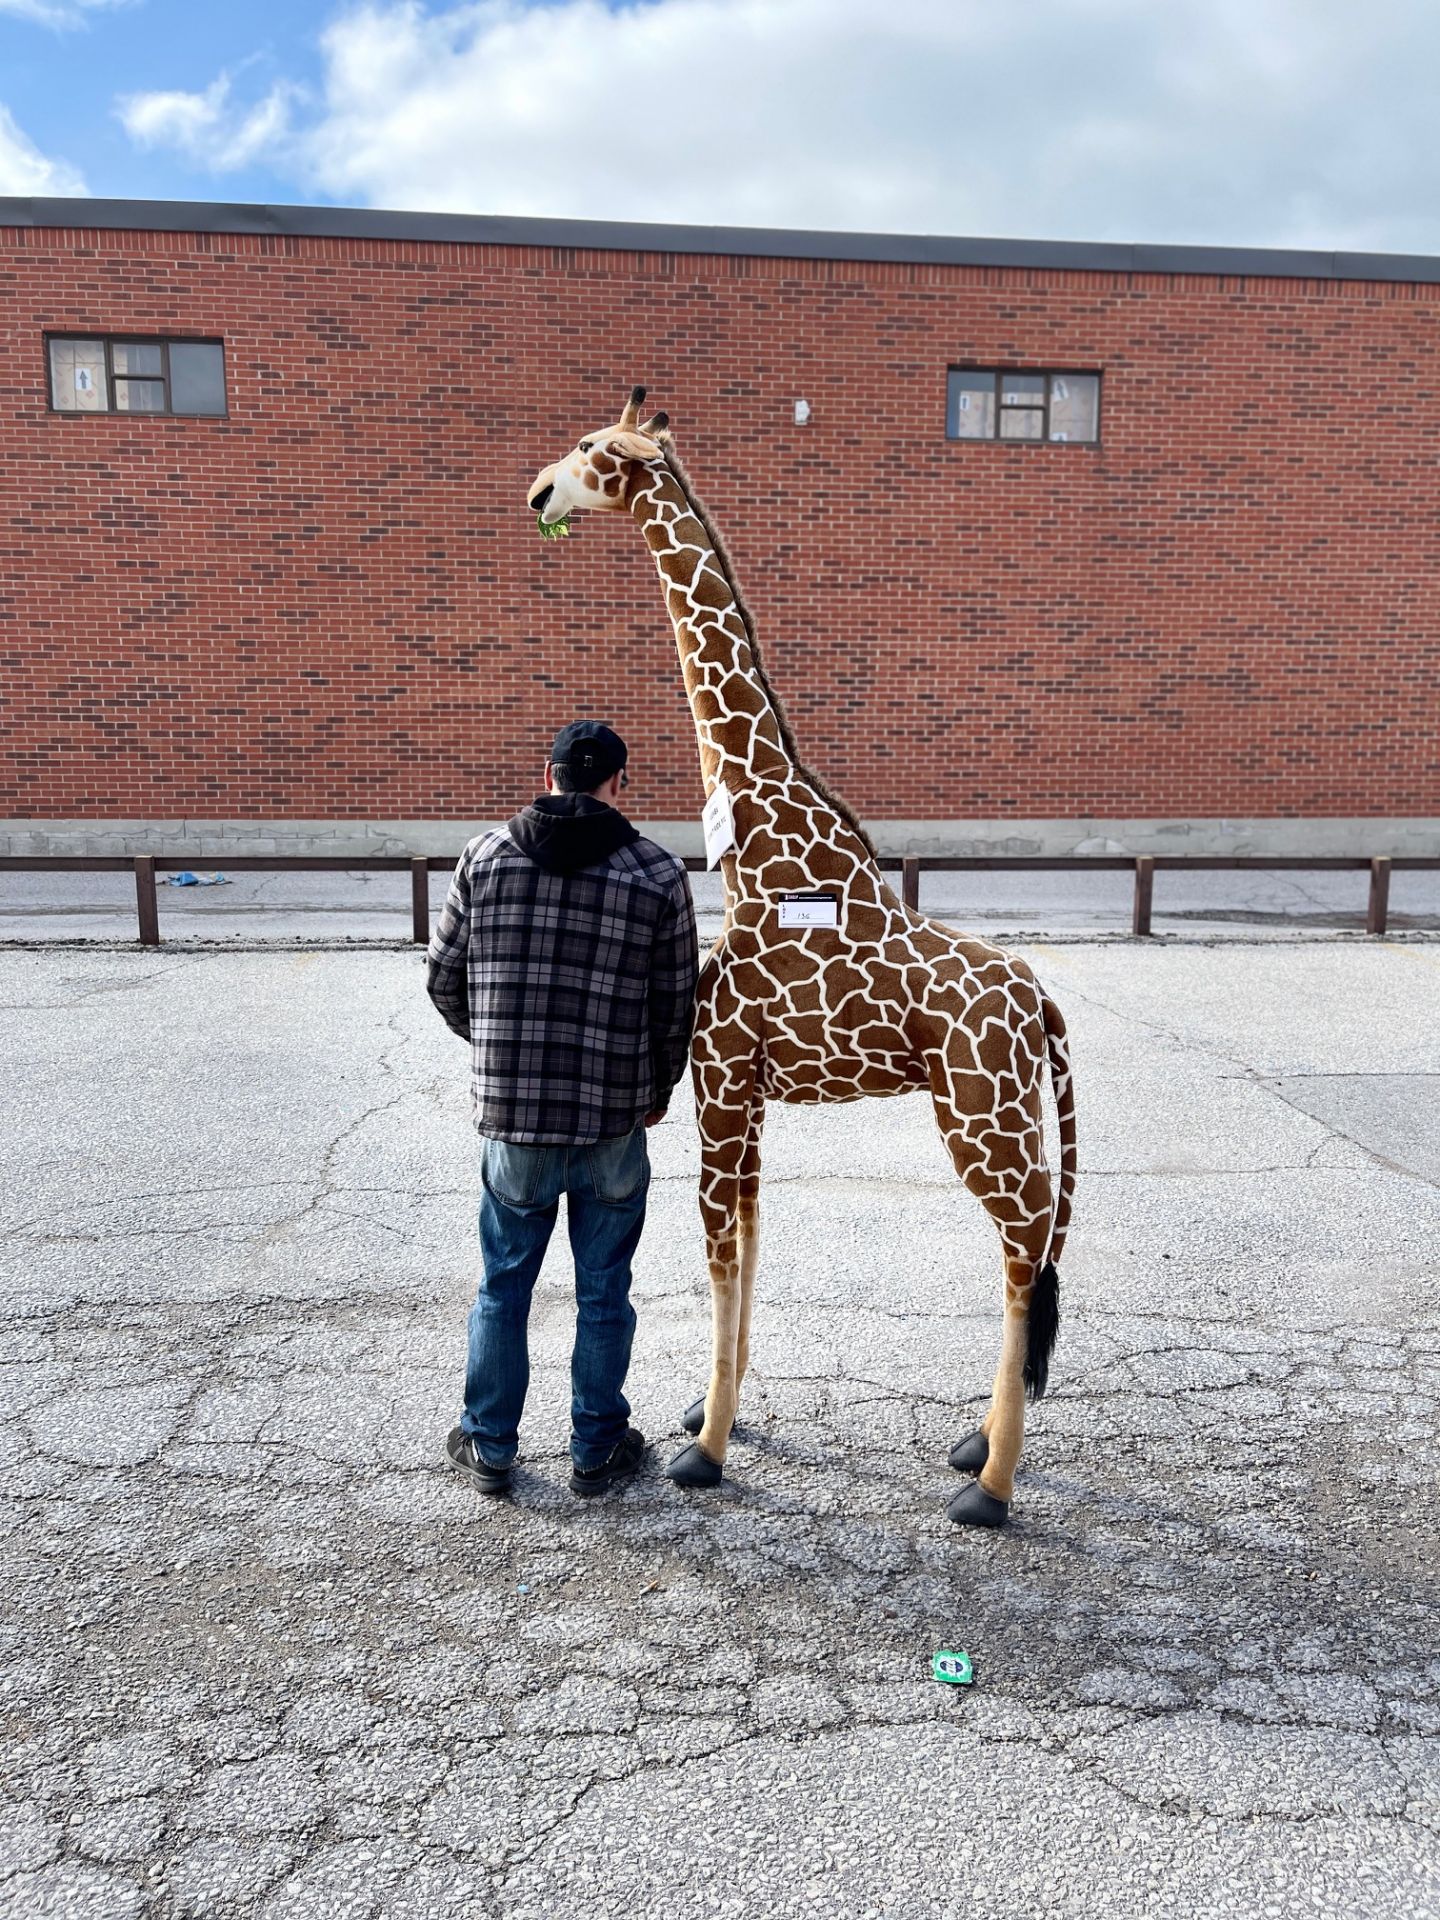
[430,723,698,1497]
[427,793,699,1145]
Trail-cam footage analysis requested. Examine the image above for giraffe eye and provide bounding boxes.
[578,440,593,453]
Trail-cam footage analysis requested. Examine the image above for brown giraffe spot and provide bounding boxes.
[808,849,855,885]
[690,567,734,612]
[845,902,888,944]
[785,977,824,1017]
[718,678,768,719]
[977,1022,1019,1078]
[864,963,908,1002]
[767,796,816,839]
[782,1014,829,1053]
[730,959,776,1006]
[757,858,812,894]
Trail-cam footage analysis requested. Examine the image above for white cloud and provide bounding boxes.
[112,0,1440,251]
[0,103,86,193]
[117,72,300,173]
[0,0,126,27]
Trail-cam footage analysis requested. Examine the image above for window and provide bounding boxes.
[947,368,1099,444]
[47,337,227,417]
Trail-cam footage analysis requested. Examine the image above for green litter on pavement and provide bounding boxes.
[932,1650,973,1686]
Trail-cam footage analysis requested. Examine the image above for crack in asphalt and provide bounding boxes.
[1255,1079,1440,1195]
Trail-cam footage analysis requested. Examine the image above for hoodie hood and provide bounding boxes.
[507,793,640,875]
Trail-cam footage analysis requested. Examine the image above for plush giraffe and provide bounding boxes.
[526,387,1076,1527]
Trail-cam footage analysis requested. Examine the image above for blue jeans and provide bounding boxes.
[461,1127,650,1472]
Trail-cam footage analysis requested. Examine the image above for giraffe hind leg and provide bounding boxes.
[947,1241,1055,1528]
[931,1054,1056,1527]
[949,1263,1056,1476]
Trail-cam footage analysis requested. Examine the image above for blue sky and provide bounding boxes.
[0,0,324,203]
[3,1,1439,251]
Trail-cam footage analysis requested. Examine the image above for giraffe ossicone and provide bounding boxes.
[526,386,1077,1527]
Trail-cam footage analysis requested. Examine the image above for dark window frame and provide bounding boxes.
[947,366,1101,445]
[45,333,229,419]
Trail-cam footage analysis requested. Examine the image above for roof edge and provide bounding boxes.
[4,196,1440,285]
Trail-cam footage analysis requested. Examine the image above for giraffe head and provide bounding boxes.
[527,384,670,534]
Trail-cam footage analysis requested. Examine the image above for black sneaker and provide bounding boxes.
[569,1427,645,1498]
[445,1426,513,1495]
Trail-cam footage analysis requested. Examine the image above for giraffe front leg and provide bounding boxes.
[679,1192,761,1444]
[667,1072,754,1489]
[666,1235,741,1487]
[681,1083,763,1440]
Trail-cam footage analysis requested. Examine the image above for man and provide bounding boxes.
[426,721,699,1499]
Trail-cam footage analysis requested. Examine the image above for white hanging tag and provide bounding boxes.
[778,890,839,929]
[702,781,736,870]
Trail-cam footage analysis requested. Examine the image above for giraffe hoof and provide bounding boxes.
[947,1482,1009,1529]
[948,1430,990,1475]
[680,1396,735,1439]
[665,1441,724,1489]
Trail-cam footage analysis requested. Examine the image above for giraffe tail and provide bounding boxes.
[1025,994,1076,1401]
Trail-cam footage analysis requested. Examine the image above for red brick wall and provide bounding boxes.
[2,224,1437,822]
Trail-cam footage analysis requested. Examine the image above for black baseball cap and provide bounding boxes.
[549,719,628,785]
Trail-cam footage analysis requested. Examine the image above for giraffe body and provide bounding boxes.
[527,390,1076,1524]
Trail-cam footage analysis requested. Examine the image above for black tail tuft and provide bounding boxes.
[1023,1261,1061,1401]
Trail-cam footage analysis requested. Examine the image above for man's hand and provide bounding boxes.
[643,1108,666,1128]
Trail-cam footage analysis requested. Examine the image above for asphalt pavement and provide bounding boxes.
[1,938,1438,1918]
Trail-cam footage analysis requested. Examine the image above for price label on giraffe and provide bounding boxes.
[702,780,736,869]
[778,890,839,929]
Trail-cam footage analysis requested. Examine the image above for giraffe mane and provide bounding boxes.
[657,439,880,862]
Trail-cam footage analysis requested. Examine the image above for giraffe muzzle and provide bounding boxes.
[528,482,555,516]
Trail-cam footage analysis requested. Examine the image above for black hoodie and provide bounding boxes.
[506,793,640,874]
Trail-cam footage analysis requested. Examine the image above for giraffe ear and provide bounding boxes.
[608,430,664,464]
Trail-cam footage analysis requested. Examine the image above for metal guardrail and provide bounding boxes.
[0,851,1434,945]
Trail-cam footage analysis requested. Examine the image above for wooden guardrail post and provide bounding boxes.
[1132,856,1154,937]
[411,858,430,946]
[1367,857,1391,936]
[901,857,920,911]
[134,856,160,946]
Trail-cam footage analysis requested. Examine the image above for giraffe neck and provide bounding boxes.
[630,461,790,796]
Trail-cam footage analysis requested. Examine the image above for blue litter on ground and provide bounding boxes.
[164,871,229,887]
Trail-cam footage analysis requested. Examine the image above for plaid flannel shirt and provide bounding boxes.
[426,828,699,1145]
